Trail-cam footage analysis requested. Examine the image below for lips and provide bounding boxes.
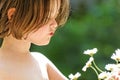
[49,32,54,36]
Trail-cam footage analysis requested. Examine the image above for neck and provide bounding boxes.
[0,35,31,55]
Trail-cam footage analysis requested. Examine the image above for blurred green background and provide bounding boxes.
[30,0,120,80]
[1,0,120,80]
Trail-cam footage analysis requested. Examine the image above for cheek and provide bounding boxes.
[25,25,51,45]
[27,29,45,41]
[28,25,49,38]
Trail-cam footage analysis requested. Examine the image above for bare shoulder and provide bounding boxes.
[30,52,49,64]
[30,52,50,79]
[30,52,68,80]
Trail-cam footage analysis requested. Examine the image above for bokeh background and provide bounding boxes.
[30,0,120,80]
[1,0,120,80]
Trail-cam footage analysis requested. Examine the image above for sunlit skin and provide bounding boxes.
[0,0,68,80]
[26,18,58,46]
[26,0,59,46]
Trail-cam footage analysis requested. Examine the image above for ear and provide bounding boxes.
[7,8,16,20]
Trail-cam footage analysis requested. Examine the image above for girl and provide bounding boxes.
[0,0,70,80]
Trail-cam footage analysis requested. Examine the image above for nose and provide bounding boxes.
[50,19,58,30]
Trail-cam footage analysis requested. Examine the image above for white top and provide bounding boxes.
[30,52,49,80]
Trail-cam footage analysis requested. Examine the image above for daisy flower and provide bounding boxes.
[83,48,98,56]
[111,49,120,62]
[68,72,81,80]
[105,64,118,71]
[98,71,111,79]
[82,57,94,71]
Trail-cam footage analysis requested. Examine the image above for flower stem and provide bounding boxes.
[90,66,100,80]
[116,60,119,64]
[93,60,103,73]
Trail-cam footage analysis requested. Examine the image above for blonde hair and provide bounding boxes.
[0,0,70,39]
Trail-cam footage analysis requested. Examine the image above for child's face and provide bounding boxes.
[26,18,58,46]
[25,1,60,46]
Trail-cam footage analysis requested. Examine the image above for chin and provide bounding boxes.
[33,41,50,46]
